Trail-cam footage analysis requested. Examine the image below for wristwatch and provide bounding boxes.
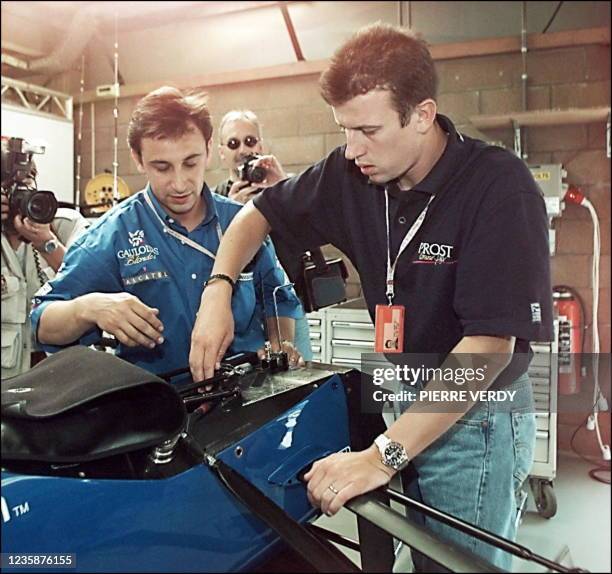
[41,238,59,254]
[374,434,410,471]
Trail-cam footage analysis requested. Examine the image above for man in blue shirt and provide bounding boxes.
[31,86,302,378]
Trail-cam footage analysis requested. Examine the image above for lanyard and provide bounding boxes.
[142,190,221,261]
[384,188,434,305]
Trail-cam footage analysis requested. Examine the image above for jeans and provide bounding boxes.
[395,373,536,572]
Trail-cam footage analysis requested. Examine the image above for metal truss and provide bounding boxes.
[1,76,73,120]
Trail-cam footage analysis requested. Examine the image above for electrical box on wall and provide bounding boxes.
[529,164,567,256]
[96,83,120,98]
[529,164,567,218]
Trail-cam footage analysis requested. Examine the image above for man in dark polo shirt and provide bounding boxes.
[190,24,552,571]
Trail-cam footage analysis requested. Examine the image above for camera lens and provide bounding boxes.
[25,190,57,223]
[240,154,267,184]
[247,165,266,184]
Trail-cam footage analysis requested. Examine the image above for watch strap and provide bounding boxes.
[374,433,409,471]
[374,433,391,452]
[204,273,235,290]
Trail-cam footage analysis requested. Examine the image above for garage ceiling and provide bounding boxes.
[1,1,610,83]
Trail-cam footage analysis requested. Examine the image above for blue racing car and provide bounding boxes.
[1,347,579,573]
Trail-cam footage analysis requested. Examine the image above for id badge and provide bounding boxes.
[374,304,405,353]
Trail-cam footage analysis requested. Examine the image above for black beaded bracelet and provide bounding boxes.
[204,273,235,289]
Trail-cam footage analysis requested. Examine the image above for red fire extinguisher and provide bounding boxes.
[553,286,584,395]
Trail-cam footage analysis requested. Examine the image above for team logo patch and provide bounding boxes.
[128,229,145,247]
[118,230,160,266]
[414,242,456,265]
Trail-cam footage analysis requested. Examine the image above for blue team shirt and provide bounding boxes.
[31,184,301,376]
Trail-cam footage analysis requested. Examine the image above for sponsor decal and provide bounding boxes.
[415,242,456,265]
[123,271,169,286]
[118,230,160,266]
[1,496,30,523]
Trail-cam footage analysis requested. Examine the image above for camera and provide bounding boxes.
[1,137,58,227]
[238,154,266,184]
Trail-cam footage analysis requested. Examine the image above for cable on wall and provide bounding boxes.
[75,54,85,209]
[111,11,120,205]
[542,1,565,34]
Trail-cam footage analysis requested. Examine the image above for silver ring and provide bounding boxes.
[328,483,339,495]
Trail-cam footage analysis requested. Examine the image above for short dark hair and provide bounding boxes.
[127,86,213,156]
[319,23,438,126]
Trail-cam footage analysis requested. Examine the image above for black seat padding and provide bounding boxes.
[1,346,186,463]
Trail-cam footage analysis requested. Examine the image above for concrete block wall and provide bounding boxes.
[75,42,610,359]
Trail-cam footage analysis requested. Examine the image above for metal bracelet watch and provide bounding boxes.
[41,238,60,254]
[374,433,410,472]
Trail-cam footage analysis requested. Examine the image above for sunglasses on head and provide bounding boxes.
[225,136,259,150]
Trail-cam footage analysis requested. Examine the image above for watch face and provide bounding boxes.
[384,442,408,468]
[44,239,58,253]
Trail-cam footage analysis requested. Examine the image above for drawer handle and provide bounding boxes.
[332,340,375,348]
[332,321,374,329]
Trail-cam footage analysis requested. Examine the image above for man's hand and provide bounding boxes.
[13,215,55,249]
[279,340,305,368]
[228,180,261,204]
[257,340,305,368]
[303,446,394,516]
[85,292,165,348]
[251,155,287,187]
[190,282,235,382]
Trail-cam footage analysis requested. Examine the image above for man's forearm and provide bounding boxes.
[37,294,97,345]
[213,203,271,280]
[384,335,515,462]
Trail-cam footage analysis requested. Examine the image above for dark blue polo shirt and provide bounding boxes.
[253,114,553,387]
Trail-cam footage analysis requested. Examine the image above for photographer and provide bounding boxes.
[215,110,313,363]
[214,110,277,204]
[1,158,89,379]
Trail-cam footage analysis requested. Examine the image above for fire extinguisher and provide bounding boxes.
[553,286,585,395]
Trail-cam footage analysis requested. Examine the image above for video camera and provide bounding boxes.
[1,137,58,228]
[238,153,267,184]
